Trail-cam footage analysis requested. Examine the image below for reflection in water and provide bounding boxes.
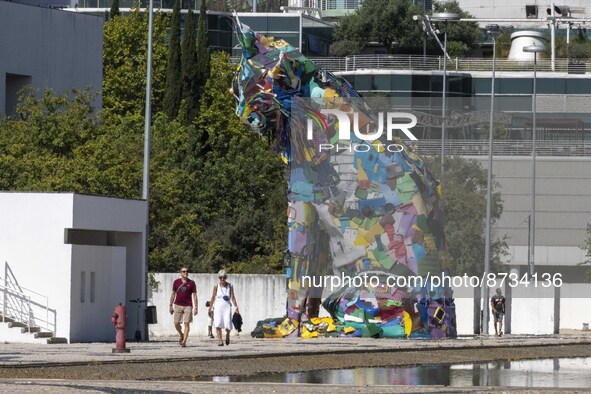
[206,357,591,388]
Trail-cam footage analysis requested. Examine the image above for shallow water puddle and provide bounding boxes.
[201,357,591,388]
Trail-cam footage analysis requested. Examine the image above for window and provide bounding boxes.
[80,271,86,303]
[5,74,31,116]
[90,272,96,303]
[526,5,538,18]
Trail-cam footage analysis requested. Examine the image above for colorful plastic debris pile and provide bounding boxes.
[233,16,456,339]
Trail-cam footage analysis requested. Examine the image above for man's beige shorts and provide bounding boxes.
[173,305,193,324]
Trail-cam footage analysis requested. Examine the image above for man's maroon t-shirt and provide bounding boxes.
[172,278,196,307]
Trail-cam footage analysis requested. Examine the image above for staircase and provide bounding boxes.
[0,262,67,344]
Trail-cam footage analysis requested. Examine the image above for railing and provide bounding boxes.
[309,55,589,74]
[1,262,57,335]
[233,54,588,73]
[412,139,591,157]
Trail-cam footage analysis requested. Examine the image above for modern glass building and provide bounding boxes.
[335,69,591,141]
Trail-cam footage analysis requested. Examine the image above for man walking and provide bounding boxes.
[491,288,506,337]
[169,266,198,347]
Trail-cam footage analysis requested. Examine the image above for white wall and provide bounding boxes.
[72,194,147,340]
[149,274,590,337]
[560,284,591,331]
[0,192,147,343]
[149,273,286,337]
[0,2,103,115]
[70,245,126,342]
[0,193,74,339]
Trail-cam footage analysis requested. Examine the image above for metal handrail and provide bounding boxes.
[231,54,588,73]
[0,282,57,334]
[1,262,57,335]
[412,139,591,157]
[309,55,588,73]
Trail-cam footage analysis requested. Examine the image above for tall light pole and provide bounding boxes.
[143,0,154,202]
[482,24,501,335]
[431,12,460,180]
[141,0,154,341]
[523,42,546,278]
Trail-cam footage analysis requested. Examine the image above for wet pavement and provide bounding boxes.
[1,332,591,367]
[0,332,590,393]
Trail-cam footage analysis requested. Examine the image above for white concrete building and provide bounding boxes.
[0,2,103,116]
[457,0,590,24]
[0,193,147,343]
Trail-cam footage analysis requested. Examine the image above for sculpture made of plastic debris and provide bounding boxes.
[232,17,456,339]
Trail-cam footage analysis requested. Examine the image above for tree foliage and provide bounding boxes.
[181,7,199,122]
[109,0,120,19]
[329,40,363,57]
[423,155,506,276]
[103,5,168,120]
[0,87,143,196]
[195,0,210,98]
[333,0,423,54]
[162,0,183,119]
[191,52,287,273]
[0,50,287,275]
[332,0,481,56]
[432,1,481,58]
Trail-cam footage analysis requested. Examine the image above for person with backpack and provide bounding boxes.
[491,288,506,337]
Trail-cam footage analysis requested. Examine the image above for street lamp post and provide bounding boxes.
[482,24,501,335]
[431,12,460,180]
[523,43,546,278]
[141,0,154,341]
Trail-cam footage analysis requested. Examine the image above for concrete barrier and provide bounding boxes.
[148,274,590,337]
[148,273,286,337]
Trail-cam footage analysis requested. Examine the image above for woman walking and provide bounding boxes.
[209,270,239,346]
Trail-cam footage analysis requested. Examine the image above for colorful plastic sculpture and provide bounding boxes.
[233,17,456,339]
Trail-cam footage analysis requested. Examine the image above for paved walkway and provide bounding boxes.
[1,332,590,393]
[1,331,590,367]
[0,331,591,367]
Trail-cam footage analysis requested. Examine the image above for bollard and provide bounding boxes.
[112,303,130,353]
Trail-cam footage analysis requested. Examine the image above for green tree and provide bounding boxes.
[148,111,204,271]
[329,40,363,57]
[181,8,199,122]
[423,155,506,276]
[332,0,480,56]
[109,0,120,19]
[195,0,210,93]
[0,87,143,198]
[432,1,481,58]
[333,0,424,54]
[103,5,168,119]
[192,52,287,273]
[162,0,183,119]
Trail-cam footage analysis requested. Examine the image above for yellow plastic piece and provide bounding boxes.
[403,311,412,338]
[357,158,369,182]
[362,223,385,244]
[263,326,285,338]
[372,140,386,152]
[354,236,370,247]
[412,194,428,215]
[424,234,436,253]
[301,326,318,338]
[343,326,356,334]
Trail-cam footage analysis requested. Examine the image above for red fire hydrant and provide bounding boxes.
[112,303,130,353]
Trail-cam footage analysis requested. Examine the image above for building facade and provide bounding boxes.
[0,1,103,116]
